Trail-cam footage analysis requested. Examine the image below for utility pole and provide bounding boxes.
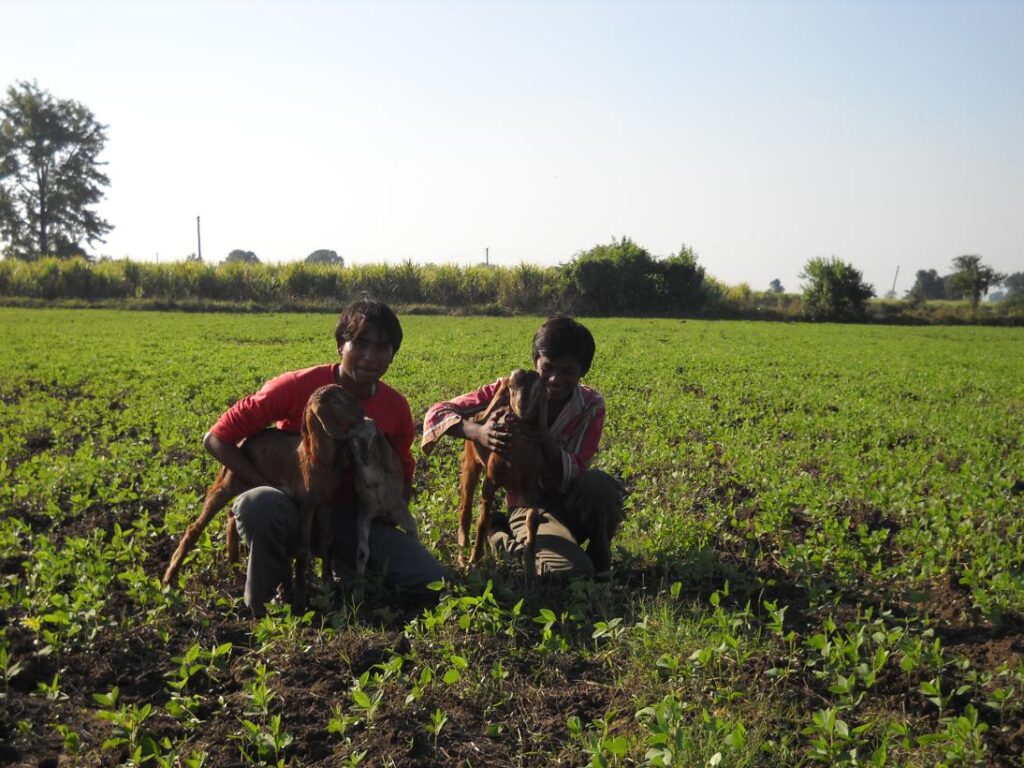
[889,265,900,297]
[196,216,202,262]
[485,247,489,267]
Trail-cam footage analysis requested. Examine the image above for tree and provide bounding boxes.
[305,248,343,266]
[947,255,1005,309]
[0,81,112,260]
[561,237,707,315]
[905,269,946,301]
[768,278,784,294]
[225,249,260,264]
[662,244,706,309]
[1001,271,1024,298]
[562,237,662,314]
[799,256,875,321]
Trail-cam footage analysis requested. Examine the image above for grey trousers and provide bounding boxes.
[489,469,624,578]
[232,487,448,615]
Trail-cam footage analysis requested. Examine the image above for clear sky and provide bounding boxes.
[2,0,1022,294]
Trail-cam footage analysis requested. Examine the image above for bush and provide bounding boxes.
[560,238,708,316]
[800,257,875,321]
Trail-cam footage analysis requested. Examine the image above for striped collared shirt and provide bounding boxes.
[422,378,605,502]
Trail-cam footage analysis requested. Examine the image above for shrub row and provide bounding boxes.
[0,256,716,316]
[1,255,1021,324]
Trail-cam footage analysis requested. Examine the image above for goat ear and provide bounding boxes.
[531,377,548,424]
[478,377,511,423]
[304,403,335,466]
[368,427,386,465]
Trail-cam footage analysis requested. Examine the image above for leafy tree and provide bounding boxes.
[561,237,706,315]
[1001,271,1024,298]
[799,256,875,321]
[769,278,784,294]
[947,254,1005,309]
[562,237,661,314]
[662,243,706,309]
[225,249,259,264]
[0,81,112,260]
[906,269,946,301]
[305,248,343,266]
[943,273,965,301]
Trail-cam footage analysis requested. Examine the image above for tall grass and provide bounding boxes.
[1,256,1021,323]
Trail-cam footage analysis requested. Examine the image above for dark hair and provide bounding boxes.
[531,315,595,375]
[334,299,403,354]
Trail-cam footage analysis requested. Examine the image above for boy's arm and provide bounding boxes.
[202,431,272,488]
[383,395,416,501]
[421,380,505,455]
[204,373,297,485]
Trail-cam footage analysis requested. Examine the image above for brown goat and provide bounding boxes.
[161,384,363,609]
[347,418,419,595]
[458,369,548,572]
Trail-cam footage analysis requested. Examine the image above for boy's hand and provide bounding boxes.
[466,411,512,454]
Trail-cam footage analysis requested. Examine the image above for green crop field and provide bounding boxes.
[1,307,1022,767]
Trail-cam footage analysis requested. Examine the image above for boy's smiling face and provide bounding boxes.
[535,354,582,405]
[338,325,394,388]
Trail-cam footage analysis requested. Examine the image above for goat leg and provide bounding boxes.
[458,443,483,550]
[353,503,373,602]
[522,507,542,583]
[226,515,240,564]
[316,504,333,584]
[291,504,317,611]
[469,477,496,565]
[162,473,241,586]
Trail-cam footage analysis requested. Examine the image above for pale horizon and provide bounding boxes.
[2,0,1022,295]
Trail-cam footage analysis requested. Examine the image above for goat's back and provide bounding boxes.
[228,429,306,499]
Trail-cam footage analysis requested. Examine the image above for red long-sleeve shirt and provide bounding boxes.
[209,364,415,495]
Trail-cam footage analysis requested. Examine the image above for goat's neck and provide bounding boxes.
[301,436,336,469]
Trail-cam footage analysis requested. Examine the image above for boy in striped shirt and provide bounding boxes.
[422,316,623,577]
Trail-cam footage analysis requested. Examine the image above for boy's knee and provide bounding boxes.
[567,471,623,573]
[232,487,298,541]
[575,469,623,502]
[538,551,595,579]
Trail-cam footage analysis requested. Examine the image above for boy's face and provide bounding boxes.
[535,354,582,404]
[338,325,394,387]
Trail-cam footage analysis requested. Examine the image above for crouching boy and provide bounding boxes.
[203,299,447,616]
[422,316,623,577]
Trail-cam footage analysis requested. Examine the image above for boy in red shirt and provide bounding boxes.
[205,299,446,615]
[422,316,623,577]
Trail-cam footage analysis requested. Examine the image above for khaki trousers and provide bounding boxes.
[489,469,623,578]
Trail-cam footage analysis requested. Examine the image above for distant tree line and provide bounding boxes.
[0,239,714,316]
[1,242,1021,325]
[2,82,1019,324]
[906,256,1014,308]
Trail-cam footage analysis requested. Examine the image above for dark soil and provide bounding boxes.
[3,500,1023,767]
